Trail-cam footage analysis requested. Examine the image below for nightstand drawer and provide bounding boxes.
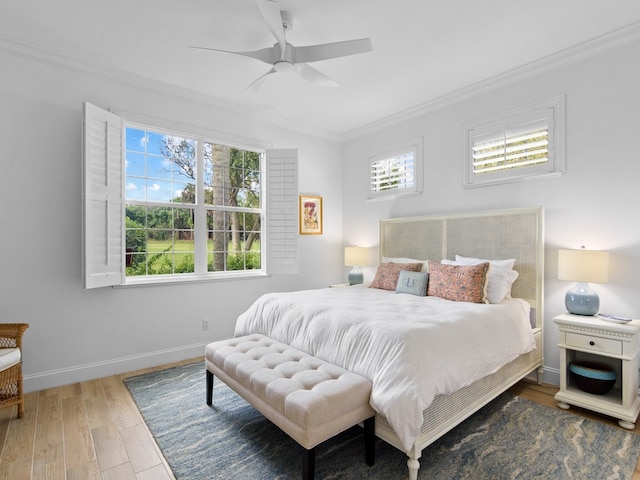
[566,332,622,355]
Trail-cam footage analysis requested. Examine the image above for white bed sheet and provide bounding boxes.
[234,286,536,451]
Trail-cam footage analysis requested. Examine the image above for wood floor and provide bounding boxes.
[1,360,639,479]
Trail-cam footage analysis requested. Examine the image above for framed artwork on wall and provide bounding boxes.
[299,195,323,235]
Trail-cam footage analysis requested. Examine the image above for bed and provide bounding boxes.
[235,207,544,479]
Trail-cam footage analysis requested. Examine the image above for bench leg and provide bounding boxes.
[303,447,315,480]
[364,416,375,466]
[206,370,213,406]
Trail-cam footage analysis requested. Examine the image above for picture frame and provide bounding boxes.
[299,195,323,235]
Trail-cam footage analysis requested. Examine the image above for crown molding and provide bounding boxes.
[0,36,341,143]
[3,20,639,146]
[342,21,640,142]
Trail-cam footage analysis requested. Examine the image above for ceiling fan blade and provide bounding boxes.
[294,38,373,63]
[255,0,287,59]
[294,63,339,88]
[245,67,278,92]
[189,45,275,64]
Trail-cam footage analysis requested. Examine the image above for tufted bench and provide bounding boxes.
[205,333,375,480]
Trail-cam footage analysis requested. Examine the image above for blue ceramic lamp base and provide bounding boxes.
[348,267,363,286]
[565,282,600,316]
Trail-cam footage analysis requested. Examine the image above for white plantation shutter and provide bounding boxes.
[368,137,423,199]
[464,95,564,187]
[472,122,549,174]
[370,151,415,193]
[82,102,124,288]
[266,149,298,274]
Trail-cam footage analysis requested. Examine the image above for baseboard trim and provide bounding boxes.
[543,366,560,387]
[24,343,207,393]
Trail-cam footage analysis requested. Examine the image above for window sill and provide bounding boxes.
[367,190,422,202]
[463,170,563,189]
[116,270,269,288]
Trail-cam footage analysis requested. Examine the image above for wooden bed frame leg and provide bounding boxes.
[407,457,420,480]
[537,365,544,385]
[206,370,213,406]
[406,444,421,480]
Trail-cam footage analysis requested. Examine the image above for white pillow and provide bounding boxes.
[456,255,515,270]
[441,256,519,304]
[382,257,429,272]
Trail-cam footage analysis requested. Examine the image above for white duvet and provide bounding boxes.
[235,286,536,451]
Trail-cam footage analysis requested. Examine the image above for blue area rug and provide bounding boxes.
[124,362,640,479]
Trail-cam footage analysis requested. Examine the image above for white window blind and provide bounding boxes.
[82,102,125,289]
[472,124,548,174]
[464,95,564,188]
[371,152,415,192]
[368,137,423,200]
[265,149,299,274]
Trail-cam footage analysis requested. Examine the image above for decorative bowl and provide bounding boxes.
[568,361,616,395]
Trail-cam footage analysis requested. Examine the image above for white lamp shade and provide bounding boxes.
[558,249,609,284]
[345,246,368,266]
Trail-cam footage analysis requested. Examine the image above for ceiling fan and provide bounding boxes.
[190,0,373,91]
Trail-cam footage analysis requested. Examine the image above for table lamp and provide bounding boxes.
[344,246,368,285]
[557,248,609,316]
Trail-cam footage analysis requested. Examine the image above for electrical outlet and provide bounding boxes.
[202,318,209,331]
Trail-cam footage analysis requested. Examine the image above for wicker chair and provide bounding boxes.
[0,323,29,418]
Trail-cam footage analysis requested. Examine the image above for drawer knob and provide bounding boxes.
[589,341,595,346]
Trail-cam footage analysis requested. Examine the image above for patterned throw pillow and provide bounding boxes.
[453,255,519,303]
[369,262,423,291]
[427,262,489,303]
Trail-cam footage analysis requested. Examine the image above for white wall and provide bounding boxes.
[341,38,640,385]
[0,51,344,392]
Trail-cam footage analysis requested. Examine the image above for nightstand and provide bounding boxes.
[329,283,351,288]
[554,313,640,429]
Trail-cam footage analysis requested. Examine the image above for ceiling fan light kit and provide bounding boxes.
[190,0,373,91]
[273,61,294,73]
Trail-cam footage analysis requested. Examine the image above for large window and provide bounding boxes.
[463,96,565,188]
[82,103,298,288]
[124,126,262,278]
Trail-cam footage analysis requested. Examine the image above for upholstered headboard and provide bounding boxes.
[379,207,544,328]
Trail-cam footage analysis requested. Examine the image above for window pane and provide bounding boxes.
[125,177,146,201]
[147,207,172,229]
[125,204,195,276]
[204,144,262,209]
[147,155,171,180]
[174,181,195,204]
[161,136,196,182]
[206,210,261,272]
[125,128,197,204]
[207,209,229,272]
[146,179,173,202]
[145,132,165,155]
[126,152,146,176]
[126,128,146,153]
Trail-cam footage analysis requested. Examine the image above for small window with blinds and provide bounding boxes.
[463,96,564,188]
[368,137,423,200]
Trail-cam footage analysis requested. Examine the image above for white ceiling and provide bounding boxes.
[3,0,640,137]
